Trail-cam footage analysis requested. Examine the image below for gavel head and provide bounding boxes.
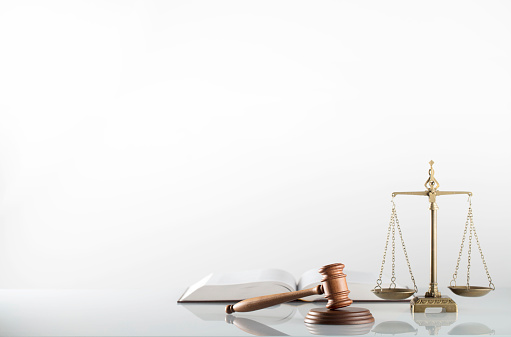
[319,263,353,310]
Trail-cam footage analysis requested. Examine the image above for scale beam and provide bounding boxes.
[392,191,472,197]
[392,191,429,197]
[393,191,472,203]
[436,191,472,196]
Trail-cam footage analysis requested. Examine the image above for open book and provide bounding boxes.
[178,268,404,302]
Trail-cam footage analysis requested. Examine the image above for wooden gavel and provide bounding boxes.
[226,263,352,314]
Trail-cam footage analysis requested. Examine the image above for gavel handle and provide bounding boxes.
[225,285,323,314]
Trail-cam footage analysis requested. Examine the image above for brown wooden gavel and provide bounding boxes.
[226,263,352,314]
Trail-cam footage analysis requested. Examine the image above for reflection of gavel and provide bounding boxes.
[225,315,289,336]
[226,263,352,314]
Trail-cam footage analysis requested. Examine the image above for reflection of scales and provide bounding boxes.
[372,161,495,312]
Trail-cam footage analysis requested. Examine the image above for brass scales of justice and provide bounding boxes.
[372,161,495,313]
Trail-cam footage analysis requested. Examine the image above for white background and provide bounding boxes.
[0,1,510,295]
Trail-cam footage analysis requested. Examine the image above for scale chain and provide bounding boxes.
[395,212,418,293]
[450,197,494,290]
[467,215,473,287]
[450,205,470,287]
[391,208,396,288]
[375,199,417,292]
[469,205,495,290]
[375,204,395,289]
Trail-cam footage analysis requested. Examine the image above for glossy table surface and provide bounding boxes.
[0,288,509,336]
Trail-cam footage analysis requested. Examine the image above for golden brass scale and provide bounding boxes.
[372,161,495,312]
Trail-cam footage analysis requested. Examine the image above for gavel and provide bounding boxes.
[226,263,352,314]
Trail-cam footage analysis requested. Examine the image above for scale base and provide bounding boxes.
[410,296,457,313]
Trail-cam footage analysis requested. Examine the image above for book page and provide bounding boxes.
[296,268,323,301]
[179,269,297,302]
[178,273,214,302]
[296,269,321,291]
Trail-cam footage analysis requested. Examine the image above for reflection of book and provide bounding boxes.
[226,316,288,336]
[180,302,296,324]
[178,268,401,302]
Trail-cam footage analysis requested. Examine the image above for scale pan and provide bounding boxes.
[448,286,493,297]
[371,288,415,300]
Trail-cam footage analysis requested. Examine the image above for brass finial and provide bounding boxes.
[425,160,440,192]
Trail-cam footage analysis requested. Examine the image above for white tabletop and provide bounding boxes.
[0,288,508,336]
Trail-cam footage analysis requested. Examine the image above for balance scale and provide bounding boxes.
[371,161,495,313]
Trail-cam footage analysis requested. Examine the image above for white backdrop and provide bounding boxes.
[0,1,510,295]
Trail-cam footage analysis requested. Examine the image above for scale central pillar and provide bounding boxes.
[426,200,440,298]
[411,165,458,314]
[411,197,457,313]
